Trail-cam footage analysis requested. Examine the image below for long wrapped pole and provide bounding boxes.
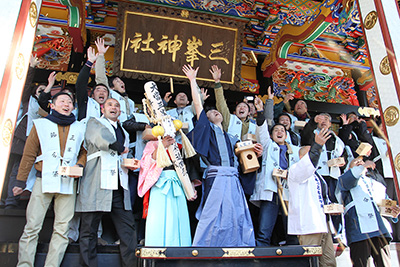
[144,81,195,200]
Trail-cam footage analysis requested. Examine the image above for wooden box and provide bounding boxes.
[294,121,307,130]
[122,158,140,169]
[235,142,260,174]
[323,203,344,214]
[272,168,288,179]
[378,199,398,217]
[327,157,345,167]
[59,166,83,177]
[355,142,373,156]
[242,133,257,143]
[142,128,157,141]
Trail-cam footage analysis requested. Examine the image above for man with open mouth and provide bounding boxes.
[210,65,257,142]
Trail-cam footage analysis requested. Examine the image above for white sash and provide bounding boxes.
[89,117,129,190]
[373,136,393,178]
[34,119,84,194]
[228,115,256,141]
[85,97,101,120]
[262,142,300,200]
[315,129,344,178]
[345,175,379,233]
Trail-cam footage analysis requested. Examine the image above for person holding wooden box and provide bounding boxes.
[338,158,400,267]
[183,65,261,247]
[250,87,301,247]
[13,92,87,267]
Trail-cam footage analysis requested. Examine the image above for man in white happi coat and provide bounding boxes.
[76,98,137,267]
[76,39,109,121]
[13,92,87,267]
[93,37,135,123]
[288,128,336,267]
[163,87,208,144]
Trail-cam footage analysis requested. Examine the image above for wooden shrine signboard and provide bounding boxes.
[114,2,245,90]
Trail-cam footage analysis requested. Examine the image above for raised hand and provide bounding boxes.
[283,93,294,104]
[95,37,109,55]
[209,65,221,83]
[30,54,39,68]
[314,127,331,146]
[254,96,263,112]
[267,86,274,100]
[47,71,57,87]
[200,88,209,101]
[340,114,349,125]
[182,64,199,81]
[164,92,172,103]
[87,46,98,63]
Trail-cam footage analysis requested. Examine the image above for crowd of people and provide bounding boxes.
[4,38,400,267]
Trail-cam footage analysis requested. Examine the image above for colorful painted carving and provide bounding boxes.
[33,35,72,71]
[272,68,359,105]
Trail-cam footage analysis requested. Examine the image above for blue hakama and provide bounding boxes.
[145,170,191,246]
[193,166,255,247]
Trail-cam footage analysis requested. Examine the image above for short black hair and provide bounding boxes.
[270,123,286,135]
[236,101,250,113]
[52,91,74,103]
[108,76,118,88]
[277,113,292,123]
[204,106,218,113]
[91,83,109,97]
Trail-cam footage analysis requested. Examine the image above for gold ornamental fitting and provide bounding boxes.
[222,248,255,257]
[276,249,282,255]
[2,119,13,146]
[139,248,167,258]
[394,153,400,172]
[135,249,141,257]
[192,249,199,257]
[181,10,189,18]
[380,56,391,75]
[303,246,322,255]
[15,54,25,80]
[364,11,377,30]
[29,2,38,27]
[384,106,399,126]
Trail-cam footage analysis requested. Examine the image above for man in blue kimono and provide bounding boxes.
[339,158,400,266]
[183,64,262,247]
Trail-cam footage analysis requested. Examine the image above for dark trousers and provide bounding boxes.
[79,187,137,267]
[5,155,22,207]
[257,193,298,246]
[349,236,391,267]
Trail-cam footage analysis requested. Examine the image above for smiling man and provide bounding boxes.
[92,37,135,123]
[75,39,110,121]
[250,122,301,246]
[76,98,137,267]
[14,92,87,267]
[183,65,260,247]
[210,65,256,141]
